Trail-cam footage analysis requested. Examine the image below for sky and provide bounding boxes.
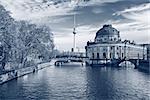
[0,0,149,52]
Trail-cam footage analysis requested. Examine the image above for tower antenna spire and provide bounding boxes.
[72,0,79,52]
[73,10,76,52]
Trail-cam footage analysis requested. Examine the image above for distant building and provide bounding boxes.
[146,45,150,60]
[85,25,147,65]
[141,44,150,60]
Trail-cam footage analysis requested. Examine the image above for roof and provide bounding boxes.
[95,25,120,37]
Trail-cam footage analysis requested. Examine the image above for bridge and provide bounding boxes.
[54,52,88,66]
[89,58,149,70]
[56,54,87,62]
[54,51,149,70]
[110,58,144,68]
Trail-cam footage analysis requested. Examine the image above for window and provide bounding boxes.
[103,48,105,51]
[117,52,119,58]
[97,53,99,59]
[110,46,113,50]
[122,53,124,58]
[110,53,112,59]
[103,53,106,59]
[92,53,94,59]
[117,47,119,50]
[119,46,121,50]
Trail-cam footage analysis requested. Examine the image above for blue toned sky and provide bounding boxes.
[0,0,149,51]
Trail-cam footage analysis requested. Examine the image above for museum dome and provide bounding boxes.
[95,25,121,43]
[95,25,119,37]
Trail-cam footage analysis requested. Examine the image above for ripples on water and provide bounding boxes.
[0,65,150,100]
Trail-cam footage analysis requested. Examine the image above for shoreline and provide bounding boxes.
[0,62,51,85]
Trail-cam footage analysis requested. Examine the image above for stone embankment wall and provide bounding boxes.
[138,60,150,72]
[0,62,51,84]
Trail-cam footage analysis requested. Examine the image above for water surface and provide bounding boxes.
[0,65,149,100]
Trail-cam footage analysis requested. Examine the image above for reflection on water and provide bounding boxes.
[0,65,150,100]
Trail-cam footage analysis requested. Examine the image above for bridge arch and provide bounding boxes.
[116,59,139,68]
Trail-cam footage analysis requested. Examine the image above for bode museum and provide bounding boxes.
[85,25,147,65]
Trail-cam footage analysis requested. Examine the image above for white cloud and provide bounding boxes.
[0,0,75,21]
[113,3,150,27]
[0,0,121,21]
[112,22,149,42]
[54,24,98,51]
[0,0,149,51]
[111,3,150,44]
[77,0,120,6]
[114,3,150,15]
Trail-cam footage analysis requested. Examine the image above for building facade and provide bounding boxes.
[85,25,147,65]
[143,44,150,60]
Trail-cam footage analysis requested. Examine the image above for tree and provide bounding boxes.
[0,5,17,70]
[0,4,54,70]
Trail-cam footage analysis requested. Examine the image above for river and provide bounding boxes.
[0,65,149,100]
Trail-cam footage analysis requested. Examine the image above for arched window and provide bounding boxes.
[111,38,113,41]
[103,52,106,59]
[117,47,119,50]
[117,52,119,58]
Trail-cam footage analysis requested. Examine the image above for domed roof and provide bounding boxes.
[95,25,119,37]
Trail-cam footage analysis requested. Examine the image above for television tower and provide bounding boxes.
[72,0,79,52]
[73,12,76,52]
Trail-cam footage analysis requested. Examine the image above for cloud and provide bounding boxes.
[0,0,149,51]
[110,3,150,43]
[114,3,150,15]
[0,0,121,21]
[113,3,150,26]
[54,24,99,51]
[112,22,149,42]
[76,0,121,6]
[0,0,75,21]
